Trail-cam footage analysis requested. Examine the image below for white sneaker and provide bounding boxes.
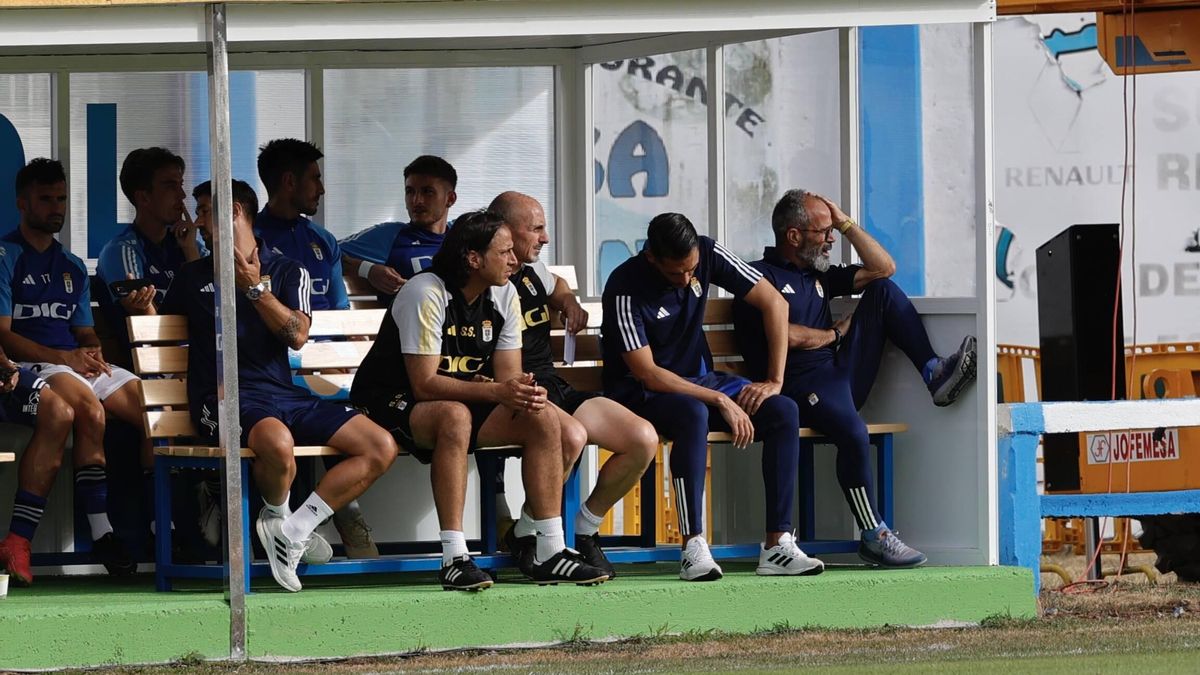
[680,537,723,582]
[302,532,332,565]
[757,532,825,576]
[255,512,304,592]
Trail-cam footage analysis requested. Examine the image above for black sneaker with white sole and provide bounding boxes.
[92,532,137,577]
[928,335,977,407]
[575,532,617,579]
[504,524,535,577]
[439,555,494,591]
[528,547,610,586]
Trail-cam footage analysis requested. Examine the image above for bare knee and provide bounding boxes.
[562,415,587,463]
[436,404,473,447]
[632,420,659,467]
[37,390,75,434]
[250,432,294,470]
[363,426,398,475]
[73,397,106,436]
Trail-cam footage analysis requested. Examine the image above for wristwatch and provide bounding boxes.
[244,281,267,301]
[830,327,843,350]
[835,218,857,234]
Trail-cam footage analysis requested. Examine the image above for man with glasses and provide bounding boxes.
[732,189,977,568]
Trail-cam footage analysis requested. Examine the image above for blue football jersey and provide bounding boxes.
[732,247,861,380]
[340,221,446,304]
[255,208,349,311]
[0,229,92,351]
[600,236,761,403]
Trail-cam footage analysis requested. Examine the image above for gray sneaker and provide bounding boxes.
[333,506,379,559]
[928,336,977,407]
[859,525,927,568]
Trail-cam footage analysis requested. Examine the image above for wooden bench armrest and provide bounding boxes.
[0,452,14,463]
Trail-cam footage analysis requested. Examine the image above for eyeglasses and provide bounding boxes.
[794,226,836,240]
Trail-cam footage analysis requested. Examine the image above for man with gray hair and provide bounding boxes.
[732,189,976,568]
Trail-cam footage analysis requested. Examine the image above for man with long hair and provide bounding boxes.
[352,209,609,590]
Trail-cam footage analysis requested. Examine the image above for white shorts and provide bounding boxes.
[23,363,140,401]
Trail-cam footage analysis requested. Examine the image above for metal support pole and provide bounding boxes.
[706,44,725,244]
[206,2,247,660]
[838,27,860,267]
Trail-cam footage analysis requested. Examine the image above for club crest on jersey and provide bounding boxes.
[689,277,702,298]
[522,275,538,295]
[310,243,324,261]
[62,273,73,294]
[260,275,272,293]
[482,320,494,342]
[815,280,825,299]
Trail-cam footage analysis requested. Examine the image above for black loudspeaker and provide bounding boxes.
[1035,223,1125,492]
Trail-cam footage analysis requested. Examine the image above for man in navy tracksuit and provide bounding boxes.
[601,213,824,582]
[733,189,977,568]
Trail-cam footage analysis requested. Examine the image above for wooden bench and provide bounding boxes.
[540,293,907,561]
[128,307,583,591]
[0,453,13,463]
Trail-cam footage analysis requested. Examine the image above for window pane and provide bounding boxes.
[592,49,709,292]
[0,74,52,238]
[723,32,843,267]
[861,24,977,298]
[69,70,306,258]
[323,67,555,257]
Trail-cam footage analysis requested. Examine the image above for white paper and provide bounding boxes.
[563,332,577,365]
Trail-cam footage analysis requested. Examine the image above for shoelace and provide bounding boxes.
[881,531,911,556]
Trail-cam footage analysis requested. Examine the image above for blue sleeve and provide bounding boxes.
[195,231,210,258]
[824,264,863,298]
[0,244,16,317]
[339,222,400,264]
[708,238,763,298]
[68,256,94,328]
[96,239,144,302]
[318,227,350,310]
[601,281,649,354]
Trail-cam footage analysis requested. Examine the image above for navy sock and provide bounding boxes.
[9,489,47,541]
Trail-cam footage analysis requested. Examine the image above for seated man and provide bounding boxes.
[340,155,458,304]
[0,158,143,575]
[0,355,80,585]
[601,213,822,582]
[351,209,609,590]
[255,138,376,558]
[96,147,205,536]
[159,179,397,593]
[733,190,977,568]
[97,147,205,351]
[490,191,657,579]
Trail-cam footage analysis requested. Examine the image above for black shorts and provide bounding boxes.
[0,368,45,427]
[352,390,497,464]
[538,371,601,415]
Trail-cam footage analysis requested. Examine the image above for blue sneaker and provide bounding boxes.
[928,336,977,407]
[859,524,927,568]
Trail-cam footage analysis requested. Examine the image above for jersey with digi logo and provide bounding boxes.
[339,221,446,304]
[0,229,93,351]
[351,270,521,401]
[255,208,349,311]
[511,260,559,378]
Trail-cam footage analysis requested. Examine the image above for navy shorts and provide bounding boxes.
[351,389,496,464]
[0,368,45,427]
[195,392,360,447]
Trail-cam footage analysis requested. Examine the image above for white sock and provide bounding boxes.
[87,513,114,539]
[439,530,469,566]
[575,502,604,537]
[263,493,291,519]
[533,516,565,564]
[513,506,536,538]
[281,493,333,543]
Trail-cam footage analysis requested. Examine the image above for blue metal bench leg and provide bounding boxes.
[154,457,174,592]
[241,458,253,595]
[876,433,894,528]
[563,457,581,545]
[640,458,658,548]
[798,439,816,541]
[477,454,499,554]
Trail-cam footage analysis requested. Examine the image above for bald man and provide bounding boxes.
[490,191,657,580]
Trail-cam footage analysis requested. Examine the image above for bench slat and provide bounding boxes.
[128,314,188,343]
[705,298,734,324]
[309,309,385,338]
[156,445,341,458]
[141,374,355,407]
[134,341,374,375]
[0,452,13,463]
[706,423,909,443]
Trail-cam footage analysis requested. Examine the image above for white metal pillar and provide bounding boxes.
[972,20,998,564]
[706,44,726,244]
[838,27,861,267]
[206,2,247,658]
